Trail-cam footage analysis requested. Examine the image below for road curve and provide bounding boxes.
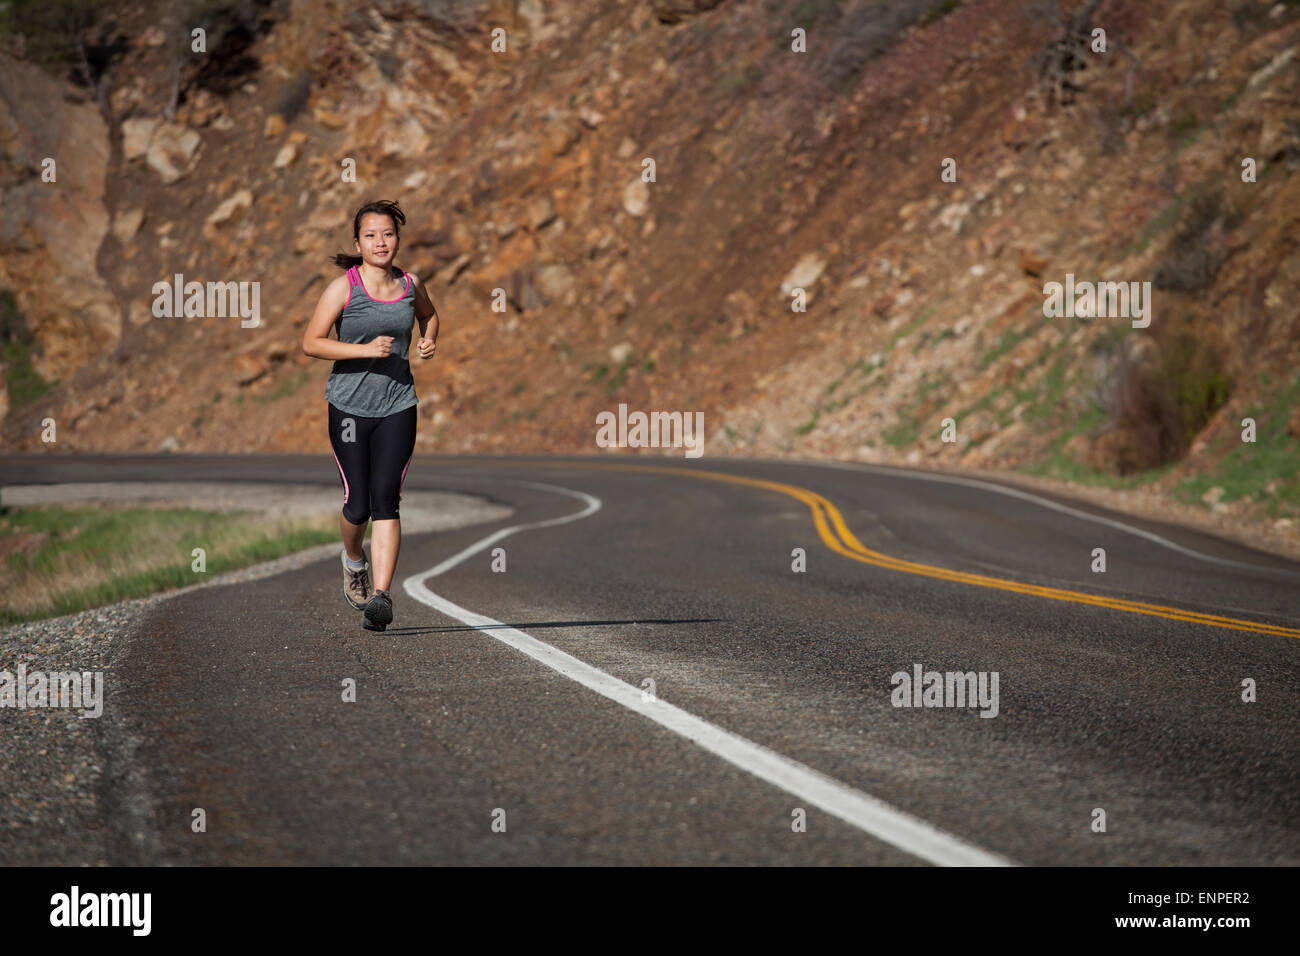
[3,453,1297,865]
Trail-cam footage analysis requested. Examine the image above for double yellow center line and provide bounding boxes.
[529,460,1300,640]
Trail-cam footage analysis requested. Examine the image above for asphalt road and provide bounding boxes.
[4,453,1298,865]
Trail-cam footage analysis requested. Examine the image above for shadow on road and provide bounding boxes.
[375,616,725,636]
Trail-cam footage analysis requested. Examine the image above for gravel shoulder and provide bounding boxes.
[0,484,512,865]
[0,482,487,533]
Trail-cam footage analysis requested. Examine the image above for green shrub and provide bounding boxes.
[0,287,57,408]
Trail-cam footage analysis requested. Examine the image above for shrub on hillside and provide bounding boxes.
[0,0,120,105]
[1153,187,1237,293]
[1089,325,1232,474]
[180,0,278,95]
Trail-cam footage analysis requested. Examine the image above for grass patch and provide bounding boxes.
[882,413,921,447]
[888,304,938,349]
[883,370,952,447]
[978,326,1029,370]
[1020,353,1073,424]
[604,355,635,395]
[1126,195,1185,257]
[1172,373,1300,515]
[797,359,883,437]
[1017,427,1175,488]
[911,324,959,356]
[955,385,1006,422]
[2,338,59,408]
[917,372,948,401]
[882,414,921,447]
[0,504,339,626]
[0,286,59,408]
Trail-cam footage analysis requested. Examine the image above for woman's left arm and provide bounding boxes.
[412,273,440,359]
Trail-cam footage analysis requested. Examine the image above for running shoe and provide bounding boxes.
[363,588,393,631]
[342,550,372,610]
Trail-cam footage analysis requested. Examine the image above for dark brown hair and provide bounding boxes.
[330,199,406,270]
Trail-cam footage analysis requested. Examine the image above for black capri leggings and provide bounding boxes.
[328,402,417,524]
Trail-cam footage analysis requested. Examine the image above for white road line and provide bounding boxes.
[792,458,1293,575]
[403,478,1014,867]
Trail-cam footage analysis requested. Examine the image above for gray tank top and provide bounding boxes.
[324,264,419,417]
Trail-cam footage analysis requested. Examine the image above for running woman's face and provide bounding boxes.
[355,214,399,267]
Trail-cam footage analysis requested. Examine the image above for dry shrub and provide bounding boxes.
[1089,323,1232,474]
[1154,187,1241,293]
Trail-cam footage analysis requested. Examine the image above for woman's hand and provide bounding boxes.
[416,337,437,360]
[365,335,395,358]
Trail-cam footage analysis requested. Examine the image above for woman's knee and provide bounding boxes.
[342,502,371,525]
[369,497,400,521]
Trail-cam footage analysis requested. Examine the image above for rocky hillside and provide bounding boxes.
[1,0,1298,558]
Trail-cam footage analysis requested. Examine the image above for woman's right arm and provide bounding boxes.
[302,276,387,360]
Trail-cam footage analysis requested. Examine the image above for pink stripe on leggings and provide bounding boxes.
[331,445,350,505]
[399,452,413,489]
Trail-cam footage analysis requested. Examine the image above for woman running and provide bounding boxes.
[301,199,440,631]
